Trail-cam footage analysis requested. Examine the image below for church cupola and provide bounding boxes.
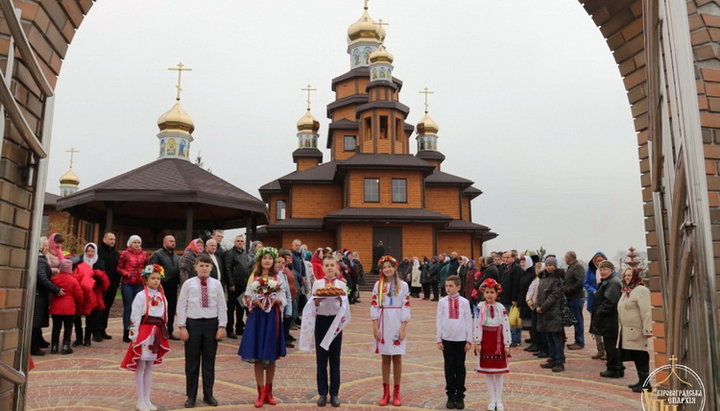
[369,42,394,82]
[347,1,385,69]
[157,63,194,160]
[415,88,445,169]
[293,85,323,171]
[59,147,80,197]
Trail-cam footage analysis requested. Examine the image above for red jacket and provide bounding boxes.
[92,269,111,311]
[74,263,110,315]
[117,248,148,286]
[311,255,325,280]
[49,273,83,316]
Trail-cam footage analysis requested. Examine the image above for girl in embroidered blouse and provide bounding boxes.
[238,247,287,408]
[474,278,511,411]
[120,264,170,411]
[370,255,411,407]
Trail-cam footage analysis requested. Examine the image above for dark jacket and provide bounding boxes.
[291,249,306,279]
[149,247,180,285]
[33,254,61,328]
[564,260,585,300]
[536,270,564,333]
[499,263,523,306]
[98,241,120,287]
[481,263,500,281]
[202,251,225,285]
[223,246,253,292]
[428,261,441,282]
[584,251,607,313]
[517,267,536,319]
[590,273,622,335]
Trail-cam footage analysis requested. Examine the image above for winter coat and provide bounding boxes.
[517,267,536,319]
[98,242,120,288]
[49,273,83,316]
[464,266,477,297]
[223,247,253,291]
[617,285,653,351]
[564,260,586,301]
[203,252,225,284]
[428,261,441,282]
[117,248,148,286]
[311,254,326,280]
[535,270,564,333]
[499,263,523,306]
[583,251,606,313]
[458,264,469,295]
[481,263,500,281]
[179,249,199,285]
[33,254,60,328]
[149,247,180,286]
[73,263,99,316]
[590,273,622,336]
[419,262,432,284]
[438,261,451,287]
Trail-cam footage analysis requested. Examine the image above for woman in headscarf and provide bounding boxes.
[118,235,149,342]
[32,237,63,355]
[47,233,66,275]
[73,243,110,345]
[179,238,204,285]
[517,256,537,351]
[618,268,653,392]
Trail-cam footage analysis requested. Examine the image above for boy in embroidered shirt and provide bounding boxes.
[436,275,473,409]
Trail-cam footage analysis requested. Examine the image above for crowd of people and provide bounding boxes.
[31,234,653,410]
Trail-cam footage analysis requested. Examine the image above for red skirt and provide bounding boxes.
[120,323,169,371]
[476,325,509,374]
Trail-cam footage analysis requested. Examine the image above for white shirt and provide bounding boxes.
[436,294,473,343]
[312,278,345,316]
[208,253,222,283]
[176,276,228,328]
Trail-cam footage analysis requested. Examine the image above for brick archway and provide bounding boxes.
[0,0,717,409]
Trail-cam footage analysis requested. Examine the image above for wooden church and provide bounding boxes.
[258,4,496,261]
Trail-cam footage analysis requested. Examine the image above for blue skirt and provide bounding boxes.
[238,306,286,362]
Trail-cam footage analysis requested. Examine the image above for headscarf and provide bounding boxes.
[83,242,99,267]
[522,256,533,271]
[126,235,142,248]
[622,268,644,297]
[48,233,64,259]
[184,238,203,254]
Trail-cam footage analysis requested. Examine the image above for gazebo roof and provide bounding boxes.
[56,158,267,228]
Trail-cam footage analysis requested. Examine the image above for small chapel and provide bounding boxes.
[258,3,496,261]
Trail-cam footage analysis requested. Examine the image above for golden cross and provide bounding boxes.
[419,87,434,113]
[66,147,79,168]
[301,84,317,111]
[168,62,192,101]
[374,18,389,42]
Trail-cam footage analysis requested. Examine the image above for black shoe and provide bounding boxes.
[92,333,104,342]
[455,398,465,410]
[286,342,295,348]
[317,395,327,407]
[30,349,46,356]
[509,342,520,348]
[102,332,112,340]
[632,384,652,393]
[123,330,131,343]
[552,364,565,372]
[330,395,341,407]
[524,338,533,343]
[540,362,555,369]
[536,352,549,358]
[83,332,92,347]
[287,335,296,342]
[431,298,439,301]
[168,334,181,341]
[524,344,539,352]
[203,395,218,406]
[38,340,50,348]
[237,328,244,336]
[72,339,83,347]
[61,343,73,355]
[184,397,196,408]
[226,332,238,339]
[600,370,623,378]
[50,344,58,354]
[628,381,642,389]
[446,398,456,409]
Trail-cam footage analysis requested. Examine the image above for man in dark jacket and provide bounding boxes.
[481,256,499,281]
[499,251,524,346]
[536,257,566,372]
[211,229,226,261]
[223,235,253,339]
[97,232,119,340]
[149,234,181,340]
[290,239,307,322]
[564,251,586,350]
[590,260,624,378]
[32,249,62,355]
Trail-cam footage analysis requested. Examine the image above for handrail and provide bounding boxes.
[0,0,54,97]
[0,359,25,386]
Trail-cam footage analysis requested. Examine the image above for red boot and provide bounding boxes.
[378,383,390,406]
[392,384,401,406]
[254,385,265,408]
[265,383,277,405]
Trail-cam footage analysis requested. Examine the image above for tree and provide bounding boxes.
[535,246,547,261]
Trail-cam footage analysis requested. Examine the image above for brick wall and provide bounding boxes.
[290,184,342,218]
[338,222,373,266]
[347,170,423,208]
[437,232,472,257]
[402,224,433,259]
[425,186,461,219]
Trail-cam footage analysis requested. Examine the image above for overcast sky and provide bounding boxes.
[45,0,646,261]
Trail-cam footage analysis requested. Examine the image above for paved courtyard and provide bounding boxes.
[27,298,644,410]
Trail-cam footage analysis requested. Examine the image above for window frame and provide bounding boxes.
[343,135,357,152]
[364,178,380,203]
[391,178,408,203]
[276,200,286,220]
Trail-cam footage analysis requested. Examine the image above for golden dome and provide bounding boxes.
[416,112,439,136]
[59,168,80,186]
[297,110,319,133]
[157,101,195,134]
[347,8,385,45]
[369,44,394,64]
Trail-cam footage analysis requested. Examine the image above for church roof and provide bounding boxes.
[463,186,483,199]
[44,192,60,207]
[328,119,359,130]
[440,220,490,232]
[338,153,434,172]
[425,169,473,188]
[325,207,452,223]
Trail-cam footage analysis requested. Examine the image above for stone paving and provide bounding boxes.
[27,298,645,410]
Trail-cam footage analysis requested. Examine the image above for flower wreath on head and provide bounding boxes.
[377,255,397,267]
[254,246,279,262]
[480,277,502,294]
[142,264,165,278]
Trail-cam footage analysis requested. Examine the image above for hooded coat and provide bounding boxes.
[535,269,564,333]
[584,251,607,313]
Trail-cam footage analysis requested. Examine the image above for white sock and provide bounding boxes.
[494,375,504,404]
[143,361,154,407]
[135,360,146,406]
[485,375,496,404]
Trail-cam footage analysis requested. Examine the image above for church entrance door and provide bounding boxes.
[373,226,402,262]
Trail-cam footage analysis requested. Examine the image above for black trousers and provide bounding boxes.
[442,340,467,398]
[623,349,650,380]
[315,315,342,396]
[73,315,85,340]
[100,281,119,333]
[185,318,219,398]
[602,329,624,372]
[164,282,178,333]
[31,327,44,352]
[51,315,74,344]
[226,289,244,334]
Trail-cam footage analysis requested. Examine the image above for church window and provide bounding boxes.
[392,179,407,203]
[395,119,402,141]
[364,117,372,140]
[379,116,388,139]
[364,178,380,203]
[276,200,286,220]
[344,135,357,151]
